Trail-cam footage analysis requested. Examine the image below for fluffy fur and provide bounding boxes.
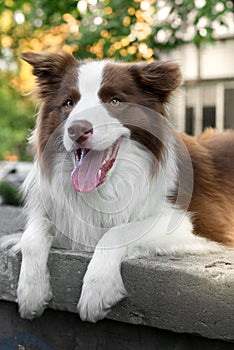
[1,51,234,322]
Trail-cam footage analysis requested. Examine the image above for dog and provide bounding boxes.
[2,51,234,322]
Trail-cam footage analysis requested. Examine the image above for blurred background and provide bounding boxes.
[0,0,233,204]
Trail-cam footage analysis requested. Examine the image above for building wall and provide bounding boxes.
[160,39,234,81]
[161,39,234,134]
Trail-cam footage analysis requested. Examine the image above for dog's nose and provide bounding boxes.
[68,120,93,144]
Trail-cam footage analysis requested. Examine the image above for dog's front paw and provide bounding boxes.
[77,271,127,323]
[17,270,52,319]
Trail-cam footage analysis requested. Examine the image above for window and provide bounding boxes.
[202,106,216,131]
[185,107,194,135]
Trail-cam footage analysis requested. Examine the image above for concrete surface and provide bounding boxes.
[0,205,25,235]
[0,206,234,348]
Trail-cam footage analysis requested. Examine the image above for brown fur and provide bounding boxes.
[177,131,234,246]
[101,61,181,166]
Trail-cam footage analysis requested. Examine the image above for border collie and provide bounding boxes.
[2,51,234,322]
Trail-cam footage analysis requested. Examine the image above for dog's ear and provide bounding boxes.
[20,51,77,78]
[20,51,77,98]
[131,61,182,103]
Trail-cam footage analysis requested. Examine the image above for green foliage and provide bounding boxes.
[0,181,22,206]
[0,74,35,160]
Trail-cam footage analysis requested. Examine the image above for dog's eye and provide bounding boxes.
[64,99,74,108]
[110,98,121,107]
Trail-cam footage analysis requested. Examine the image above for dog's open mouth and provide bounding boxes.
[71,139,121,193]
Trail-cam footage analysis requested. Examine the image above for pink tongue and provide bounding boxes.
[71,150,105,193]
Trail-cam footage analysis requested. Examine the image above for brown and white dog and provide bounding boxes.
[3,51,234,322]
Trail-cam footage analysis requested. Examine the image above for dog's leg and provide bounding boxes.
[77,228,127,323]
[78,212,222,322]
[17,217,53,319]
[78,217,163,322]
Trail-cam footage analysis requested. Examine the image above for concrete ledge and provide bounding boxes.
[1,206,234,346]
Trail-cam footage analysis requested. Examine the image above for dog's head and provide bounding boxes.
[21,51,181,193]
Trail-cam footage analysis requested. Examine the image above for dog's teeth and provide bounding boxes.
[98,169,102,178]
